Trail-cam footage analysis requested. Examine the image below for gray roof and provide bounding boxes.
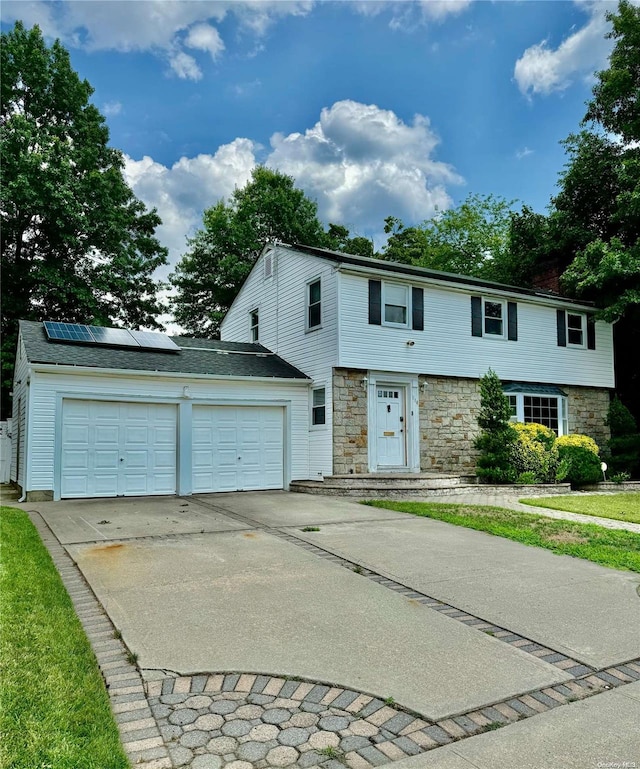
[280,243,595,307]
[19,321,310,380]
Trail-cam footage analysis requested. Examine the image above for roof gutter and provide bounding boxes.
[29,363,311,384]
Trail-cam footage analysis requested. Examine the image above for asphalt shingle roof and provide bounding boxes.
[282,243,595,307]
[19,321,310,380]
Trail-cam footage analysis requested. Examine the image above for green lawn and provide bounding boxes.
[364,500,640,572]
[520,493,640,525]
[0,506,129,769]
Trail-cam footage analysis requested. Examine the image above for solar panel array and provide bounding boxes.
[43,321,180,353]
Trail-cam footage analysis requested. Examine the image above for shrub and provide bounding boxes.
[605,397,640,478]
[556,434,601,486]
[556,433,599,455]
[474,370,518,484]
[516,471,538,484]
[510,423,562,483]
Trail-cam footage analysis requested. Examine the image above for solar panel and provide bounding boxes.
[44,321,94,343]
[43,321,180,353]
[89,326,141,347]
[129,330,180,351]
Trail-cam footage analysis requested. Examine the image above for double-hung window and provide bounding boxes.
[311,387,326,426]
[567,313,584,347]
[383,283,409,326]
[483,299,504,337]
[307,279,321,330]
[471,296,517,340]
[249,309,259,342]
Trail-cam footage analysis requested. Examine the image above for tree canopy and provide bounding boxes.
[1,22,167,418]
[381,194,518,283]
[170,167,370,337]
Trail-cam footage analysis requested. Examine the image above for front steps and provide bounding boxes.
[289,473,571,498]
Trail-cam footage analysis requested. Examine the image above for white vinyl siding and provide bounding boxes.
[10,338,29,488]
[338,272,614,388]
[24,368,309,496]
[222,247,339,476]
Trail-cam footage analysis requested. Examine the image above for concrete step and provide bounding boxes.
[319,473,477,489]
[289,480,571,498]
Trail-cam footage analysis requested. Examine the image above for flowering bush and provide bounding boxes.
[556,434,600,455]
[556,433,601,486]
[510,423,564,483]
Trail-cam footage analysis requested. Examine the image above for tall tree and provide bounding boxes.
[551,1,640,418]
[1,22,167,418]
[381,194,517,281]
[170,167,330,337]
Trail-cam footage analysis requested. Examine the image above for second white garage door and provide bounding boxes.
[192,405,284,493]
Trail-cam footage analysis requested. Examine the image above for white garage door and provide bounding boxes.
[192,405,284,493]
[61,400,177,498]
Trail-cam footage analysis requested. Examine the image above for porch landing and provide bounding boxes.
[290,474,571,498]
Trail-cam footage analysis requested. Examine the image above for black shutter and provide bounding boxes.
[587,315,596,349]
[368,280,382,325]
[507,302,518,341]
[471,296,482,337]
[557,309,567,347]
[412,287,424,331]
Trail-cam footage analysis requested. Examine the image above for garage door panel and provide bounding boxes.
[61,400,177,499]
[94,450,119,469]
[192,405,284,493]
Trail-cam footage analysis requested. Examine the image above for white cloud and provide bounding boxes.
[1,1,312,77]
[266,100,462,234]
[184,22,225,59]
[103,101,122,117]
[122,101,461,275]
[353,0,472,29]
[514,1,613,97]
[123,138,258,276]
[168,50,202,81]
[516,146,533,160]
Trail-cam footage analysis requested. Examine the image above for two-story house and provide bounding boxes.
[221,243,614,478]
[10,242,614,501]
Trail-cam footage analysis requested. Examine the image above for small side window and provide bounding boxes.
[250,309,259,342]
[567,313,584,347]
[312,387,326,426]
[483,300,504,337]
[307,279,321,330]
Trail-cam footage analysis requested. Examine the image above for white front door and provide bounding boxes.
[375,386,406,468]
[192,405,284,493]
[61,400,177,498]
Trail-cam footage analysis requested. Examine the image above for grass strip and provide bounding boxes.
[519,493,640,525]
[364,500,640,572]
[0,506,129,769]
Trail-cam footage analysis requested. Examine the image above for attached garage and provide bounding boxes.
[12,321,311,501]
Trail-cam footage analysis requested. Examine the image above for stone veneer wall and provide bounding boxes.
[564,385,611,449]
[332,368,369,474]
[419,376,481,474]
[333,368,611,475]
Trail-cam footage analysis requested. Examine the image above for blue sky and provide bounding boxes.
[2,1,624,275]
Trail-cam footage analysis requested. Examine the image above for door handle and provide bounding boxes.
[119,457,124,462]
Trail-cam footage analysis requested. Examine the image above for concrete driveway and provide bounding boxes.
[28,490,640,768]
